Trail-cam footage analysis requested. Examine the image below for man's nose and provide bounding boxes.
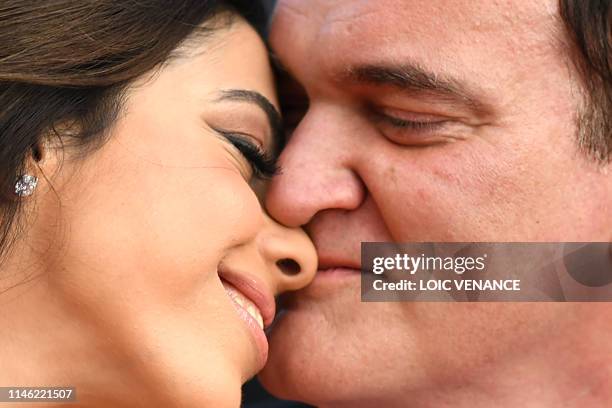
[266,108,366,227]
[257,212,317,293]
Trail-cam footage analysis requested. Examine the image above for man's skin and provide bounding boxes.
[259,1,612,407]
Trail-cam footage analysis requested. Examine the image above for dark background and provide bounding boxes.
[242,378,313,407]
[241,2,314,407]
[261,0,276,15]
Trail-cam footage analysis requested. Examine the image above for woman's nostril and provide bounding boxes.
[276,258,301,276]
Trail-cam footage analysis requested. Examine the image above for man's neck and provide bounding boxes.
[319,347,612,408]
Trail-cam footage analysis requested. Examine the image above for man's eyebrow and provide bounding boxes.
[342,64,486,112]
[216,89,283,141]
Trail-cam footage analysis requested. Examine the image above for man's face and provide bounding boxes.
[260,0,612,406]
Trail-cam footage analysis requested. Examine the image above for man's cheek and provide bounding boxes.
[364,159,487,240]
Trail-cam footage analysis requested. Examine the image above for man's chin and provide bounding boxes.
[259,284,359,405]
[258,281,411,406]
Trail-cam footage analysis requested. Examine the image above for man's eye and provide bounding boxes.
[372,109,465,146]
[213,127,279,179]
[380,113,448,133]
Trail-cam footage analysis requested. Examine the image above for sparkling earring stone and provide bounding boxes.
[15,175,38,197]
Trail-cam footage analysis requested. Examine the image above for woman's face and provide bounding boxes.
[29,17,316,407]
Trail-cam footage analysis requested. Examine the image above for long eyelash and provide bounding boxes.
[215,129,280,179]
[383,115,445,131]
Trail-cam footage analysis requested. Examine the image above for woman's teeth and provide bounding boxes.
[235,296,264,329]
[223,282,264,330]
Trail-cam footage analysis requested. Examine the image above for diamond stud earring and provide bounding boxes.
[15,174,38,197]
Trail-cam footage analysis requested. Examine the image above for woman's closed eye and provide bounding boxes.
[212,127,280,179]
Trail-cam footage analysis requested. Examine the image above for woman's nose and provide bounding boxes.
[257,213,317,294]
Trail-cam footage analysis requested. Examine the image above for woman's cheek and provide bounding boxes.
[132,171,264,301]
[209,174,265,240]
[53,149,261,310]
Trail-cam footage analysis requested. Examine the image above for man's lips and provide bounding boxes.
[317,255,362,277]
[309,267,362,289]
[317,253,361,272]
[274,267,361,306]
[317,267,361,277]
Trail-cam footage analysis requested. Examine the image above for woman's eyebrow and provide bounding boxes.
[216,89,283,142]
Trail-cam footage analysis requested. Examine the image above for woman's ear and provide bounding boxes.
[14,142,46,199]
[32,141,44,163]
[28,135,58,176]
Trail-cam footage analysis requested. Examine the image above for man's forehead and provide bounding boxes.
[271,0,559,49]
[270,0,561,83]
[272,0,396,25]
[272,0,557,23]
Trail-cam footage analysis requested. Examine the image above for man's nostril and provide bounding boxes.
[276,258,301,276]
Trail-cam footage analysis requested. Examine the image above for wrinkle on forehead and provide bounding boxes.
[321,1,389,26]
[271,0,568,108]
[276,0,560,42]
[275,0,391,28]
[283,0,562,66]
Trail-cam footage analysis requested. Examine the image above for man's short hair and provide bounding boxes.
[559,0,611,163]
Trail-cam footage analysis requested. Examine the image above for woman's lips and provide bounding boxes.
[218,267,276,327]
[217,267,275,369]
[223,281,264,329]
[221,280,269,368]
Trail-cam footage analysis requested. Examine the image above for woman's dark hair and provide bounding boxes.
[0,0,266,262]
[559,0,611,163]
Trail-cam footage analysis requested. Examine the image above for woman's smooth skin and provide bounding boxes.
[0,16,316,408]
